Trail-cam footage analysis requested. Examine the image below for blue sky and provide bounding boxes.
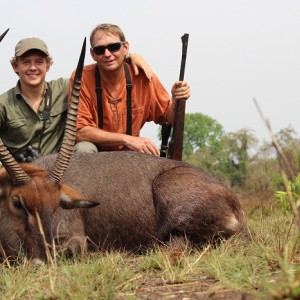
[1,0,300,148]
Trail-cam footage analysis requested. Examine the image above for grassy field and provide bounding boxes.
[0,194,299,299]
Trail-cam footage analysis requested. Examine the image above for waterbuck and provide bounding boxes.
[0,31,246,264]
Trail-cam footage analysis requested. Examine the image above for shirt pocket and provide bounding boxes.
[7,118,31,141]
[48,102,68,133]
[122,106,144,136]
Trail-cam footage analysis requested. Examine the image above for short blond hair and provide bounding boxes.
[90,23,126,47]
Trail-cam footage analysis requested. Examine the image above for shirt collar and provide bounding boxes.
[15,80,48,98]
[15,80,22,96]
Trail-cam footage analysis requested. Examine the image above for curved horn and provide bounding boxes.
[48,38,86,184]
[0,139,31,186]
[0,29,9,43]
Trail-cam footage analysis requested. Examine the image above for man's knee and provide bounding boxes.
[73,141,98,153]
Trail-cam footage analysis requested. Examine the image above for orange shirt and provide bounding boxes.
[69,63,171,150]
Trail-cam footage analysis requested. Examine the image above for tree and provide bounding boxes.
[223,129,258,187]
[158,113,258,187]
[177,113,230,183]
[257,126,300,181]
[183,113,226,159]
[244,126,300,196]
[274,126,300,178]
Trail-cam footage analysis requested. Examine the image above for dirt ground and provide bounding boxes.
[116,278,259,299]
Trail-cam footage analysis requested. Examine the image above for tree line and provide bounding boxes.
[159,112,300,196]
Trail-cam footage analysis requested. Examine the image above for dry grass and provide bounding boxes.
[0,197,299,299]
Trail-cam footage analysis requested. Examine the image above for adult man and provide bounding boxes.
[70,24,190,155]
[0,37,152,162]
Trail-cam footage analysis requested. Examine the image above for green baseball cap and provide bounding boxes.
[15,37,49,56]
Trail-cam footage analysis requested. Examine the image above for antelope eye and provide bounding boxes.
[12,197,28,215]
[12,197,22,210]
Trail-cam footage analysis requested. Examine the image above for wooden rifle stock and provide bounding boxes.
[167,33,189,161]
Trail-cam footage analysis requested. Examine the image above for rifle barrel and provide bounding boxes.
[179,33,189,81]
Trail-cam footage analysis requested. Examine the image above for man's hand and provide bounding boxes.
[171,81,190,101]
[124,135,159,155]
[128,53,153,81]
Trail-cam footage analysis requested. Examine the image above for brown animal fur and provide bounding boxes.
[0,151,246,262]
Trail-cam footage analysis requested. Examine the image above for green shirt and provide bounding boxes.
[0,78,69,157]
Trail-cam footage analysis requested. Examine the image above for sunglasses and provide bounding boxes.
[92,42,125,55]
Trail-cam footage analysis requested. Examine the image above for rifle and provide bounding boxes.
[0,28,9,43]
[160,33,189,160]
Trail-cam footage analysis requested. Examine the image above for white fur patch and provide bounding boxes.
[226,215,240,231]
[60,193,71,203]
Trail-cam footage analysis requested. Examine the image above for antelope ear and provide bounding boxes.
[59,184,99,209]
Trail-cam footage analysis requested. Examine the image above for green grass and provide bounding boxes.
[0,197,300,299]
